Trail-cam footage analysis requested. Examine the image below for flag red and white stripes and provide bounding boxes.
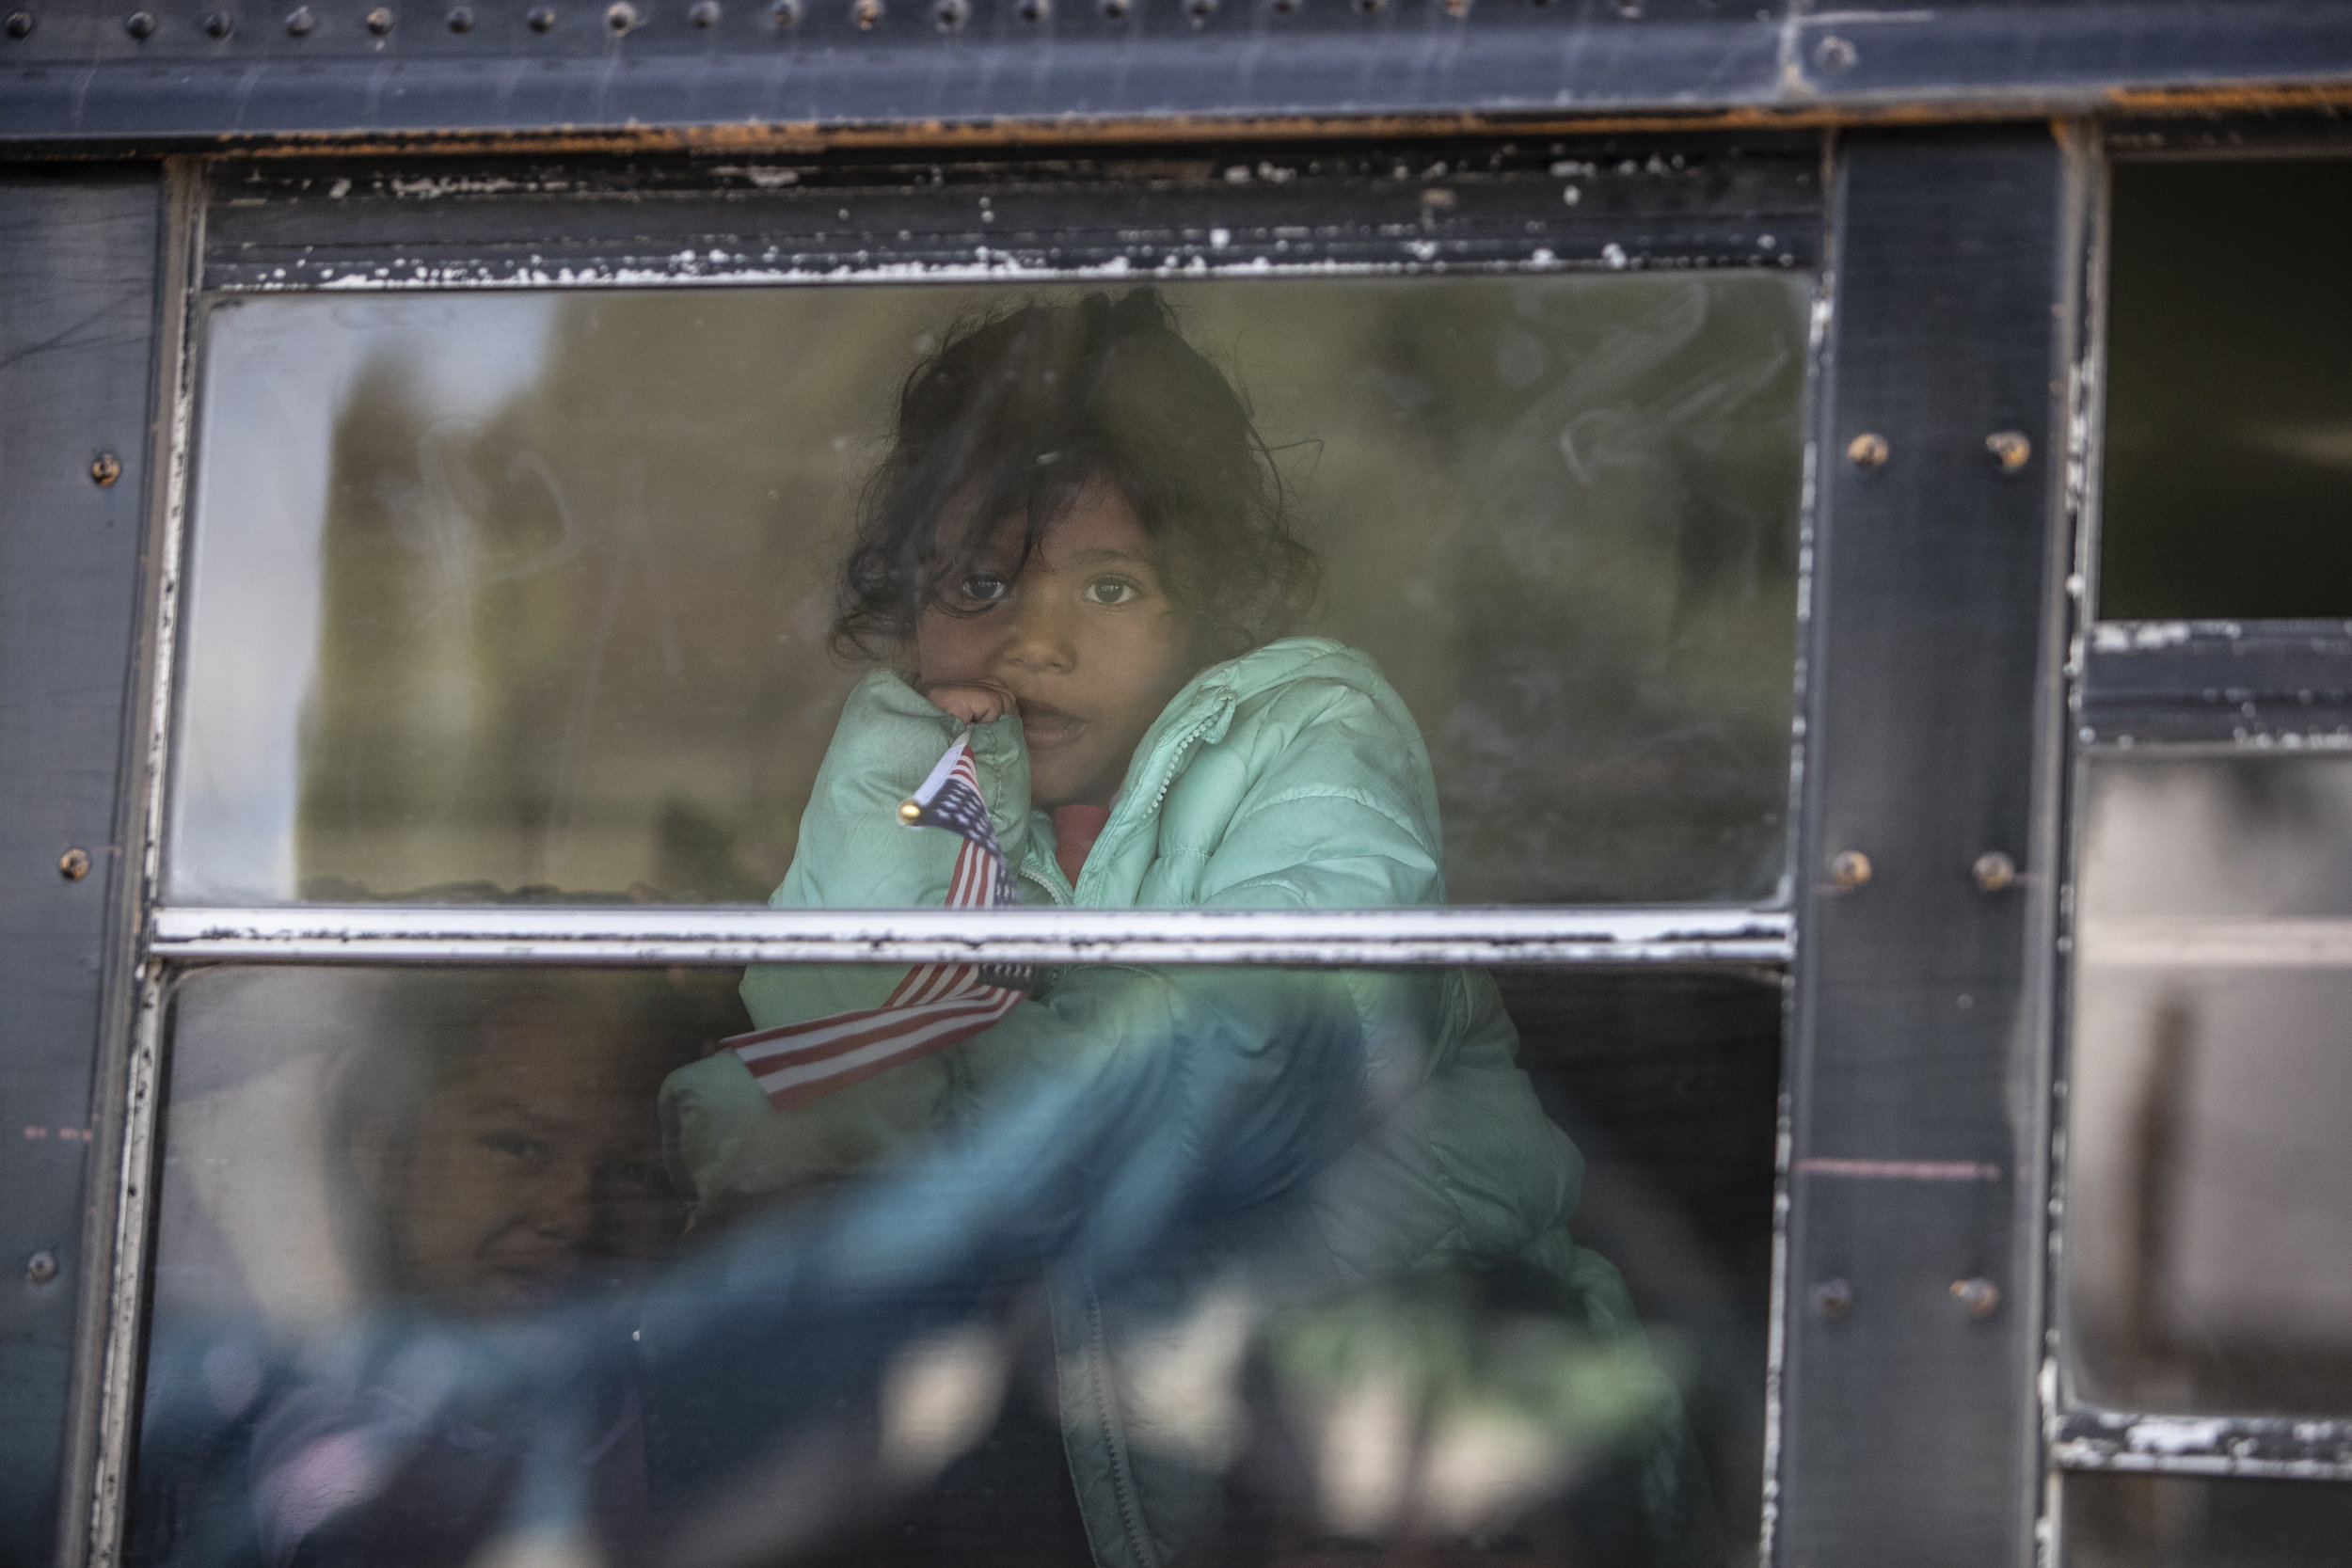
[724,737,1027,1112]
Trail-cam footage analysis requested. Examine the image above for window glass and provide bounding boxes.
[2065,755,2352,1412]
[2100,156,2352,623]
[2065,1472,2352,1568]
[128,962,1778,1567]
[169,275,1805,910]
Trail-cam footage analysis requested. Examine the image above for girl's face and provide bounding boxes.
[916,480,1196,810]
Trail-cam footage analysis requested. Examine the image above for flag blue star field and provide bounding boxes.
[725,735,1030,1111]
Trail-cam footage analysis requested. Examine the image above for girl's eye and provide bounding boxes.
[1085,577,1142,607]
[959,573,1010,606]
[484,1132,553,1165]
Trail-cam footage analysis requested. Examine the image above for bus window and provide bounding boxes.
[168,276,1804,911]
[2065,754,2352,1414]
[127,963,1779,1567]
[2100,156,2352,623]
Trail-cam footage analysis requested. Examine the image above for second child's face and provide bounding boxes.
[916,481,1196,810]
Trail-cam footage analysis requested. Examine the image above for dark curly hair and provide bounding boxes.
[834,288,1317,664]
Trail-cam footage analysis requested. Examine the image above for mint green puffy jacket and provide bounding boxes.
[660,638,1655,1567]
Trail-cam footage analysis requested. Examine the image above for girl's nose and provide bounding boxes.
[996,584,1077,673]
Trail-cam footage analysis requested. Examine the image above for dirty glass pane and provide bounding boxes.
[2100,157,2352,622]
[168,276,1804,909]
[2065,1472,2352,1568]
[2065,755,2352,1413]
[128,962,1778,1567]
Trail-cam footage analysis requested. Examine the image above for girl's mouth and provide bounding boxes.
[1018,702,1087,750]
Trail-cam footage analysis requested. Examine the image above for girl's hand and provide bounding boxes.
[917,679,1018,725]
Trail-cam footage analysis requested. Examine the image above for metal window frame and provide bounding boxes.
[2039,123,2352,1539]
[61,136,1831,1568]
[147,138,1824,964]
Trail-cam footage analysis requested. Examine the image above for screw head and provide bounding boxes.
[90,452,122,487]
[1184,0,1214,21]
[690,0,720,23]
[1827,848,1872,891]
[1016,0,1045,18]
[932,0,963,24]
[365,5,392,30]
[1950,1276,2000,1318]
[58,847,91,881]
[1814,33,1856,71]
[203,8,231,35]
[528,4,553,24]
[446,4,472,29]
[1846,432,1889,469]
[26,1251,58,1286]
[285,5,313,32]
[1985,430,2032,471]
[770,0,798,23]
[606,0,637,28]
[1811,1277,1853,1319]
[1098,0,1128,13]
[6,11,34,39]
[124,9,156,37]
[850,0,880,25]
[1972,850,2016,894]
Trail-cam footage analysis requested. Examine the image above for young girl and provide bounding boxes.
[658,291,1675,1565]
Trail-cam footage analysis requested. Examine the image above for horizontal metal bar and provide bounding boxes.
[5,3,2352,147]
[2077,917,2352,970]
[2053,1409,2352,1482]
[149,903,1791,968]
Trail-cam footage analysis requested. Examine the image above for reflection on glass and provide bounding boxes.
[130,964,1776,1567]
[171,275,1804,909]
[2101,157,2352,621]
[2065,1472,2352,1568]
[2067,757,2352,1413]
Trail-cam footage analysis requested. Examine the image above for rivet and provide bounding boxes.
[689,0,719,22]
[26,1251,58,1287]
[1353,0,1381,11]
[123,9,155,37]
[366,5,392,31]
[528,4,553,25]
[446,4,472,29]
[1269,0,1296,13]
[1827,848,1871,891]
[1017,0,1045,18]
[58,847,91,881]
[6,11,34,39]
[285,5,313,32]
[932,0,962,23]
[90,452,122,487]
[1986,430,2032,471]
[1814,33,1856,71]
[770,0,798,24]
[1098,0,1127,13]
[1950,1277,2000,1319]
[1440,0,1469,15]
[203,8,231,35]
[1972,850,2016,893]
[1811,1277,1853,1319]
[1184,0,1214,21]
[850,0,880,24]
[1846,432,1889,469]
[606,0,637,29]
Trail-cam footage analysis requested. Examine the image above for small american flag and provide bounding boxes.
[725,735,1030,1112]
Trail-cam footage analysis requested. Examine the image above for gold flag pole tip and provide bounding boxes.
[898,800,924,823]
